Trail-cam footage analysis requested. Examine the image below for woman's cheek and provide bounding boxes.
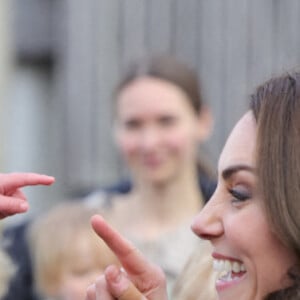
[165,131,195,154]
[117,135,139,157]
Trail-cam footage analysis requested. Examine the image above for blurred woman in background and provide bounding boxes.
[28,202,119,300]
[87,55,216,294]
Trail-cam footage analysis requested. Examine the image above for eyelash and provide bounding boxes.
[229,188,251,203]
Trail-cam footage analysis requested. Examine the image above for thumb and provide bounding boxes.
[105,265,145,300]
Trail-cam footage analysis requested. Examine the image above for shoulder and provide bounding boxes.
[2,220,31,254]
[82,179,132,209]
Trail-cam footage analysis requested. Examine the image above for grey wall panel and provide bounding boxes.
[62,0,98,188]
[273,0,300,73]
[196,1,227,163]
[92,0,123,186]
[12,0,300,197]
[221,0,249,134]
[173,0,200,65]
[60,1,300,192]
[246,0,274,94]
[145,0,173,53]
[119,0,147,68]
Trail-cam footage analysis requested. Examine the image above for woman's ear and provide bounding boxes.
[196,106,214,142]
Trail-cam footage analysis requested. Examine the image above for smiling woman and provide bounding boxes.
[192,111,297,299]
[85,71,300,300]
[192,73,300,299]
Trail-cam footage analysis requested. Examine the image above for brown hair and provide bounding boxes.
[115,55,204,114]
[250,72,300,299]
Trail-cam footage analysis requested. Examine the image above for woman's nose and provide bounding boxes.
[140,127,161,150]
[191,192,224,241]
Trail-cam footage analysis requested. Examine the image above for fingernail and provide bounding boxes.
[20,202,29,211]
[112,268,122,283]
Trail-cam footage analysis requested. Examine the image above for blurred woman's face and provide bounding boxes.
[115,77,204,185]
[192,112,296,300]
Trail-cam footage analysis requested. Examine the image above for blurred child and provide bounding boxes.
[28,201,119,300]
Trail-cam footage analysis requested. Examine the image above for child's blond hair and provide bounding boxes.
[28,201,119,298]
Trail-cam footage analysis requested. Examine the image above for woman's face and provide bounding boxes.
[192,112,296,300]
[115,77,206,185]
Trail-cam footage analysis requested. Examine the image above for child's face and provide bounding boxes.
[56,235,113,300]
[60,268,102,300]
[58,264,101,300]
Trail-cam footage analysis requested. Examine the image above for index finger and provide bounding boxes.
[91,215,151,276]
[0,173,55,193]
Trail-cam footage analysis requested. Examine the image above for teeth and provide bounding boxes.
[232,261,240,273]
[213,259,246,274]
[224,260,231,272]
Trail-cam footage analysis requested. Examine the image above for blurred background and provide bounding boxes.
[1,0,300,223]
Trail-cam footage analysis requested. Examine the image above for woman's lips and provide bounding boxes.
[215,271,247,293]
[142,156,164,168]
[212,252,244,263]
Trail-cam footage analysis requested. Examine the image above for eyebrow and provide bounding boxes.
[222,164,255,180]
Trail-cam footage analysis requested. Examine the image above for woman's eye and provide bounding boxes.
[159,116,177,126]
[124,119,141,130]
[229,187,251,203]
